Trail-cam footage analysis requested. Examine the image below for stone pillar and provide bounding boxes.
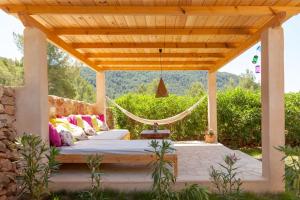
[96,71,106,120]
[208,71,217,141]
[261,26,285,192]
[16,27,48,142]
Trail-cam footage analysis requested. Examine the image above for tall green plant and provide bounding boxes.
[149,140,209,200]
[87,154,105,200]
[276,146,300,197]
[210,154,242,196]
[16,134,59,200]
[149,140,176,200]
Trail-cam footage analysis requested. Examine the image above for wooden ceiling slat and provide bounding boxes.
[85,52,225,58]
[2,5,300,15]
[53,27,257,35]
[94,60,216,65]
[71,42,239,49]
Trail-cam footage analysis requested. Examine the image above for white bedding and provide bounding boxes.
[58,139,174,155]
[88,129,129,140]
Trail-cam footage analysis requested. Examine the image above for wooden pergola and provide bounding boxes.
[1,0,299,193]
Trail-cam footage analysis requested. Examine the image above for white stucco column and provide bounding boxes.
[96,71,106,120]
[208,71,217,141]
[16,27,48,142]
[261,26,285,192]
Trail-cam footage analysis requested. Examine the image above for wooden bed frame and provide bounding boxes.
[56,153,178,176]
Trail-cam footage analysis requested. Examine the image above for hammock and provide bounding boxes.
[106,95,207,125]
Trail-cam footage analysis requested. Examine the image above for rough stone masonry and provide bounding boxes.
[0,87,18,200]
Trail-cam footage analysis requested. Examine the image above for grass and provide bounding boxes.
[239,147,262,160]
[49,190,299,200]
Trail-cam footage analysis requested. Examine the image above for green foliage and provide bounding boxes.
[238,69,260,91]
[81,68,240,98]
[0,57,23,86]
[149,140,176,200]
[148,140,209,200]
[113,93,207,140]
[178,184,209,200]
[217,88,261,148]
[209,154,242,196]
[113,89,300,147]
[16,134,60,200]
[285,93,300,146]
[276,146,300,197]
[86,154,105,200]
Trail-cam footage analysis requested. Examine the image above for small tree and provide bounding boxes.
[16,134,59,200]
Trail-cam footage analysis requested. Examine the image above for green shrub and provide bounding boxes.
[217,88,261,148]
[113,89,300,147]
[16,134,60,200]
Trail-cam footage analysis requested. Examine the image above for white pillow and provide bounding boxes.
[82,120,96,136]
[56,125,74,146]
[68,123,88,140]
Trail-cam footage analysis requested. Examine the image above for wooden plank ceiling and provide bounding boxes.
[1,0,300,72]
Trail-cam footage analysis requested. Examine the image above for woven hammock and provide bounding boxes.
[106,95,206,125]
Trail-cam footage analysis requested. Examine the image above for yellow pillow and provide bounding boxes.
[91,116,100,132]
[75,116,84,128]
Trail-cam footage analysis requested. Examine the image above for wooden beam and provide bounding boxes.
[54,27,257,35]
[95,61,215,65]
[86,52,225,58]
[17,13,99,71]
[212,12,287,72]
[72,42,238,49]
[100,66,211,71]
[2,5,300,15]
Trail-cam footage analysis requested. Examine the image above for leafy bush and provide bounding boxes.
[113,93,207,141]
[209,154,242,196]
[276,146,300,197]
[217,88,261,148]
[16,134,60,200]
[285,93,300,146]
[113,89,300,147]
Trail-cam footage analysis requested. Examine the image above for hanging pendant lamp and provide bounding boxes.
[156,48,169,98]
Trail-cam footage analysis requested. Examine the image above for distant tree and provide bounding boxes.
[13,33,96,103]
[238,70,260,90]
[185,82,206,97]
[136,79,159,95]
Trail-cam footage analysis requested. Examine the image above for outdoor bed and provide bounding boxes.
[56,139,178,176]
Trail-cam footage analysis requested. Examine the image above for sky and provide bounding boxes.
[0,10,299,92]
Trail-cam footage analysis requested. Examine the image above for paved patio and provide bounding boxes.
[50,141,263,192]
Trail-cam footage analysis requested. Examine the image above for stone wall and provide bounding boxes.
[48,95,97,117]
[0,87,18,200]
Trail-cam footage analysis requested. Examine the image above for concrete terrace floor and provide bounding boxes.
[50,141,264,192]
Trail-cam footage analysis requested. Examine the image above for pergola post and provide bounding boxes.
[261,25,285,192]
[16,27,48,142]
[96,71,106,120]
[208,71,218,142]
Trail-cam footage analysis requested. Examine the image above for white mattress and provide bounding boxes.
[88,129,129,140]
[58,139,174,155]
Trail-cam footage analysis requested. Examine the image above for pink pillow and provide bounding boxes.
[67,115,77,125]
[49,123,62,147]
[81,115,93,127]
[97,114,105,122]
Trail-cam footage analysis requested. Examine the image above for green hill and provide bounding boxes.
[81,68,240,98]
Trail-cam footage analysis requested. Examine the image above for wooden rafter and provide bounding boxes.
[100,66,211,71]
[54,27,256,35]
[94,61,215,65]
[1,5,300,16]
[211,12,287,72]
[17,13,99,71]
[72,42,238,49]
[85,52,225,58]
